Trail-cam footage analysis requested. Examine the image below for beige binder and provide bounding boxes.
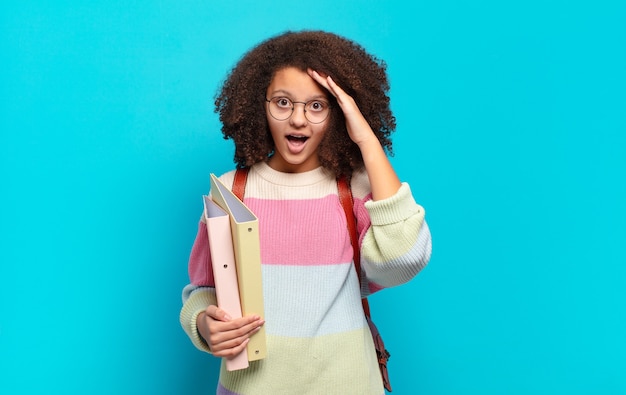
[210,173,267,361]
[203,196,249,371]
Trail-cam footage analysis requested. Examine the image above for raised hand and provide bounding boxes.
[308,68,401,200]
[308,69,378,147]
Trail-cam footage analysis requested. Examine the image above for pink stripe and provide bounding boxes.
[246,196,354,266]
[188,221,215,286]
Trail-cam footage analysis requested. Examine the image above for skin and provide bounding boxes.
[197,67,402,356]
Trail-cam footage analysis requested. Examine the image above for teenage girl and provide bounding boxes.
[180,30,432,395]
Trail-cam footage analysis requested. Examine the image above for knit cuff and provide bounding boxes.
[364,183,425,226]
[180,288,217,354]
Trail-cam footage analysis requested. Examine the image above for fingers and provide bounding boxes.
[209,322,262,358]
[220,337,250,358]
[308,68,354,109]
[205,305,232,322]
[308,69,330,91]
[308,69,339,98]
[308,68,372,144]
[325,75,343,97]
[307,68,326,82]
[208,314,263,337]
[199,306,265,358]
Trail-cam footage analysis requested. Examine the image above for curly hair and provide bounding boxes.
[215,30,395,177]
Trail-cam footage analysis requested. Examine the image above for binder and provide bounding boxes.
[202,196,249,371]
[210,173,267,361]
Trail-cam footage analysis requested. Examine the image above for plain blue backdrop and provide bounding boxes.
[1,1,625,394]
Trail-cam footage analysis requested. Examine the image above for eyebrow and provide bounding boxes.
[268,89,328,101]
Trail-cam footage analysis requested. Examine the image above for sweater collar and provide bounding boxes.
[253,161,333,187]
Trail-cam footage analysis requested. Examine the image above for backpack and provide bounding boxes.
[232,168,392,392]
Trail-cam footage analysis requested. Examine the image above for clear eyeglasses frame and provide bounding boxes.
[265,96,331,124]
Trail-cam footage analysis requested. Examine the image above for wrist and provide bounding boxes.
[196,312,210,348]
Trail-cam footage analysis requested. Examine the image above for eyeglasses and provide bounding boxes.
[265,96,331,124]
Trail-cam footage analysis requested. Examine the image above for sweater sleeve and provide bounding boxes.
[180,285,217,353]
[357,181,432,290]
[179,219,218,354]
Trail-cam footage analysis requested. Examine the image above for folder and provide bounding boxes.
[203,196,249,371]
[210,173,267,361]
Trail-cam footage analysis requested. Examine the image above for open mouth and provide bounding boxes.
[287,135,309,143]
[285,134,309,154]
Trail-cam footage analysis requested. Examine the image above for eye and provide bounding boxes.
[274,97,292,108]
[307,100,328,112]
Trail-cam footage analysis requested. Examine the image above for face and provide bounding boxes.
[265,67,330,173]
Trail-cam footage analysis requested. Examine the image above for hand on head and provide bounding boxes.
[307,69,377,147]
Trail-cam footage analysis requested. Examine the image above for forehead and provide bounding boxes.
[266,67,327,98]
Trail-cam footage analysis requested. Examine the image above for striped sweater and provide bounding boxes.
[180,162,432,395]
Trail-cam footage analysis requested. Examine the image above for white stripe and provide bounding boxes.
[261,263,366,337]
[364,221,432,287]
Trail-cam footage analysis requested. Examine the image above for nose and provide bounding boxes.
[289,102,308,126]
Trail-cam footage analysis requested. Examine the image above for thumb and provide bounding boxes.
[205,305,232,322]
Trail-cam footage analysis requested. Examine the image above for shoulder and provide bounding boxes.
[215,165,257,190]
[216,169,237,188]
[350,169,372,201]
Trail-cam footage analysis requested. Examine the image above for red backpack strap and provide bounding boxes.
[337,176,392,392]
[232,167,249,201]
[336,176,371,316]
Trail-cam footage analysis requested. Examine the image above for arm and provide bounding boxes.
[309,69,431,288]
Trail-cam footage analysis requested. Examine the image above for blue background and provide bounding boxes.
[1,1,625,394]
